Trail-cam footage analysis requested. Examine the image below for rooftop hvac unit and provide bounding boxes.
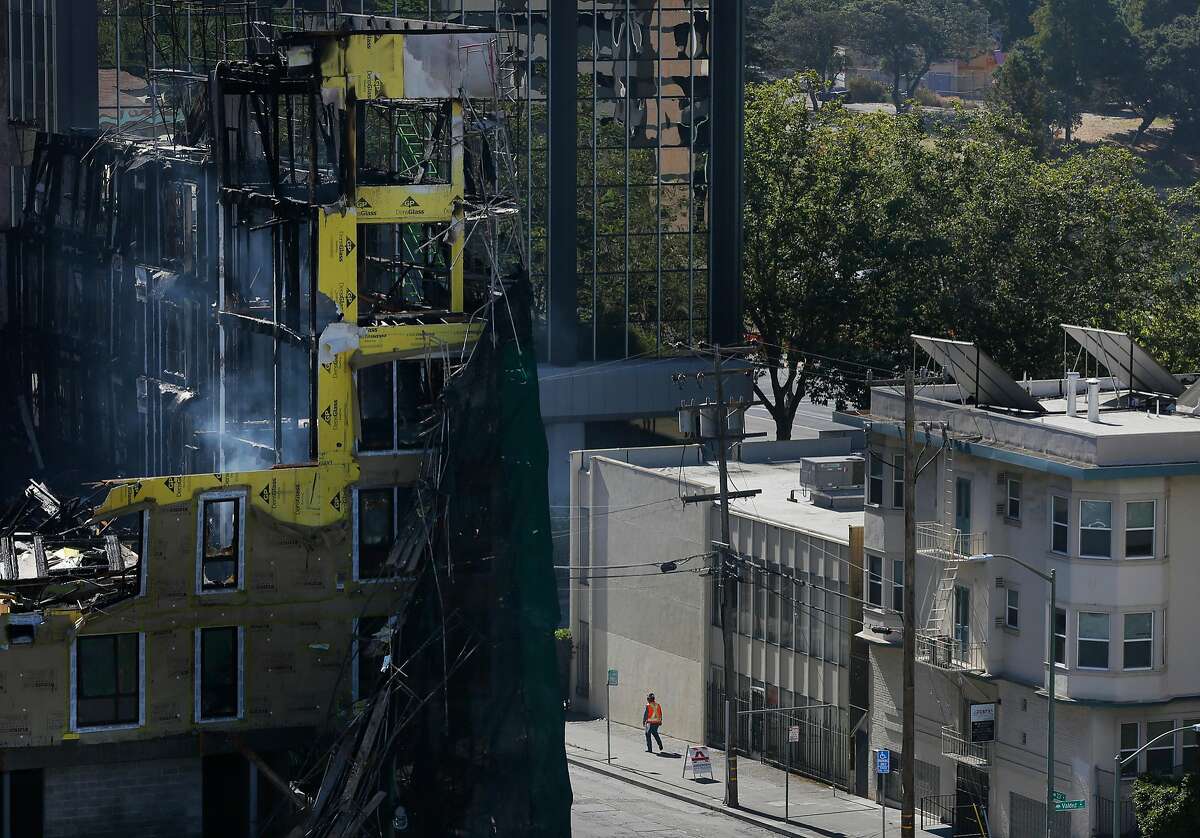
[798,456,864,491]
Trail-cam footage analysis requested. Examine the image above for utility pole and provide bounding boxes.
[901,369,916,838]
[677,344,761,810]
[714,344,740,809]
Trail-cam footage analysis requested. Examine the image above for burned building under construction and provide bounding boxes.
[0,12,569,837]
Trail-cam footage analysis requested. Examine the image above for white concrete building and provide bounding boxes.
[566,439,872,791]
[860,337,1200,838]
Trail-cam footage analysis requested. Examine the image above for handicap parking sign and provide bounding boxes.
[876,749,891,774]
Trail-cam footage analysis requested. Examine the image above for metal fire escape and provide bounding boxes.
[917,431,994,776]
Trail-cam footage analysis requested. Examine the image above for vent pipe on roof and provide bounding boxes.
[1066,371,1079,418]
[1087,378,1100,423]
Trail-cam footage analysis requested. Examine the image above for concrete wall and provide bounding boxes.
[570,455,713,742]
[43,756,202,838]
[569,447,862,751]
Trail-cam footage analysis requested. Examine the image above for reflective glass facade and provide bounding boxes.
[430,1,719,361]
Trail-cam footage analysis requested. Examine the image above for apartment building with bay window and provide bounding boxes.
[858,331,1200,838]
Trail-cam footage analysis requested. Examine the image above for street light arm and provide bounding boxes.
[972,553,1053,584]
[1116,723,1200,769]
[1112,722,1200,838]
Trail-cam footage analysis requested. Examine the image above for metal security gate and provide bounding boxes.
[919,795,987,837]
[706,681,851,788]
[1011,791,1072,838]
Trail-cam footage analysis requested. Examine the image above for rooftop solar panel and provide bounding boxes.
[1061,325,1183,397]
[913,335,1044,414]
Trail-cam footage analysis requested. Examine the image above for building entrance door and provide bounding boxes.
[953,586,971,658]
[955,477,972,537]
[750,687,765,757]
[954,763,989,836]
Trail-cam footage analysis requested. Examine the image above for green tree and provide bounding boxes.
[1120,7,1200,144]
[983,0,1040,45]
[743,74,1196,438]
[746,0,779,81]
[849,0,991,111]
[1029,0,1130,141]
[742,75,882,437]
[765,0,851,103]
[988,43,1054,154]
[1131,773,1200,838]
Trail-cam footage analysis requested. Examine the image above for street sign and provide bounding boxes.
[970,702,996,743]
[607,669,618,687]
[788,725,800,743]
[1052,791,1066,802]
[876,749,891,774]
[683,745,714,780]
[1055,800,1086,811]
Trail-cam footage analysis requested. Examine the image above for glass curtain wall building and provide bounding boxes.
[427,1,737,363]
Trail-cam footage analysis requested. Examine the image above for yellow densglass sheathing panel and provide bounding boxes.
[318,208,359,322]
[319,33,405,100]
[357,322,482,362]
[318,349,356,464]
[354,185,457,224]
[316,207,359,463]
[92,462,358,528]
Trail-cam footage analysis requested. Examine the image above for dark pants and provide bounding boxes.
[646,723,663,751]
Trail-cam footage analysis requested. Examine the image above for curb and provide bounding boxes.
[566,752,815,838]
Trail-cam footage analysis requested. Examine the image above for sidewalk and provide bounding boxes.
[566,717,946,838]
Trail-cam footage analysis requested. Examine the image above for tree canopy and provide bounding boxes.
[849,0,991,111]
[743,74,1198,439]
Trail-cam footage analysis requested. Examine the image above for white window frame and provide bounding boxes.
[352,486,405,583]
[195,489,247,595]
[137,510,150,598]
[1119,722,1140,778]
[892,454,905,508]
[1006,589,1019,629]
[1122,612,1154,671]
[891,558,904,614]
[866,555,883,608]
[1051,495,1069,555]
[868,454,884,506]
[1077,611,1111,670]
[1124,500,1156,560]
[1006,478,1021,520]
[70,632,146,733]
[1079,499,1113,559]
[194,626,245,724]
[354,361,400,455]
[1053,607,1068,667]
[1145,720,1176,775]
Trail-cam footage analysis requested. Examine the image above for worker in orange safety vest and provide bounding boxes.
[643,693,664,753]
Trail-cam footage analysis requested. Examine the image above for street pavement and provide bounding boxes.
[566,718,946,838]
[571,762,784,838]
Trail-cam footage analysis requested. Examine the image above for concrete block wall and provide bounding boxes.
[43,756,202,838]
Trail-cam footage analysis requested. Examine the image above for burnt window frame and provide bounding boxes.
[352,616,391,703]
[353,486,415,582]
[195,491,246,594]
[356,360,444,454]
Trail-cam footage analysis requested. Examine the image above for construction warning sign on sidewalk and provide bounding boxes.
[682,746,714,780]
